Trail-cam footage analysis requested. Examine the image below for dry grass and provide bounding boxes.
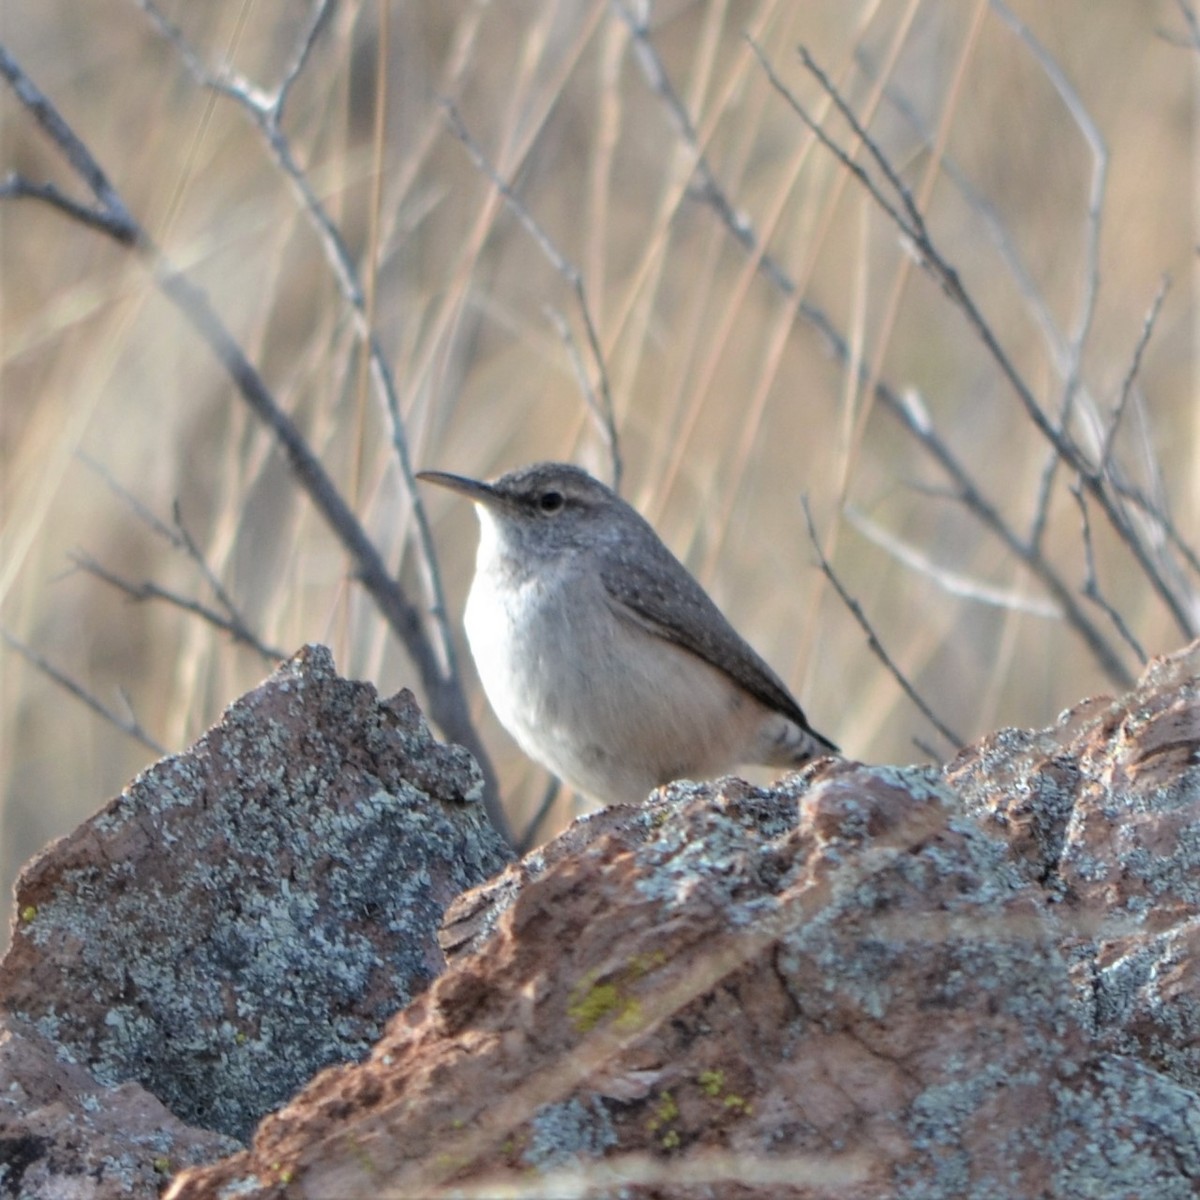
[2,0,1196,947]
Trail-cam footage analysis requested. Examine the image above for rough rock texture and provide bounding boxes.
[0,644,512,1152]
[167,644,1200,1200]
[0,1013,239,1199]
[946,640,1200,1093]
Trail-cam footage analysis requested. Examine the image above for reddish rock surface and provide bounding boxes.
[0,1013,238,1199]
[3,641,1197,1199]
[0,644,511,1165]
[947,639,1200,1095]
[165,645,1200,1200]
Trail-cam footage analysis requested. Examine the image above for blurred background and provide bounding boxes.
[2,1,1196,948]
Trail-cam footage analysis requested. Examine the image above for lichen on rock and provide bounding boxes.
[0,645,511,1147]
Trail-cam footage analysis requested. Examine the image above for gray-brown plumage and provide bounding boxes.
[419,462,838,806]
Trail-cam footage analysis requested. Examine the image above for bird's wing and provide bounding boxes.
[597,536,836,751]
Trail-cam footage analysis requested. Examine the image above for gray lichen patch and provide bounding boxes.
[0,645,511,1142]
[522,1095,618,1169]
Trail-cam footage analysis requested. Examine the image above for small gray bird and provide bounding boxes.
[418,462,838,807]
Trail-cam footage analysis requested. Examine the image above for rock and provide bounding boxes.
[0,645,512,1147]
[0,1012,239,1199]
[946,639,1200,1094]
[165,642,1200,1199]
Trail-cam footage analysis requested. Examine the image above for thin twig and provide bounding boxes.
[137,0,465,697]
[1109,477,1200,582]
[516,777,562,856]
[1101,277,1170,470]
[1172,0,1200,50]
[801,500,962,754]
[71,553,286,663]
[276,0,337,119]
[1068,483,1148,664]
[870,391,1136,685]
[1,629,167,756]
[771,41,1196,642]
[150,261,508,836]
[785,45,925,239]
[986,1,1108,555]
[77,454,280,659]
[0,42,511,842]
[544,306,621,490]
[0,175,131,240]
[171,500,264,646]
[440,97,622,492]
[77,451,182,546]
[851,46,1063,370]
[0,43,138,242]
[912,735,943,763]
[984,1,1104,556]
[609,2,797,299]
[845,508,1061,619]
[856,37,1155,577]
[618,16,1136,688]
[990,0,1108,374]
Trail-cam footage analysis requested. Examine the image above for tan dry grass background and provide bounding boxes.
[1,1,1196,947]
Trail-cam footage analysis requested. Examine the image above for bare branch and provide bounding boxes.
[78,451,180,545]
[1068,484,1148,664]
[789,46,925,238]
[170,501,265,647]
[753,38,1196,643]
[985,1,1108,554]
[516,777,563,856]
[846,43,1098,567]
[912,735,944,762]
[991,0,1108,378]
[609,3,797,299]
[138,0,362,302]
[77,454,279,659]
[440,97,622,492]
[885,390,1137,685]
[617,18,1137,688]
[801,500,963,755]
[0,42,511,843]
[0,42,138,242]
[807,44,1192,623]
[0,175,132,241]
[851,45,1063,367]
[544,306,621,491]
[276,0,338,120]
[149,262,508,837]
[1101,277,1170,470]
[1,629,167,756]
[71,553,286,664]
[137,0,466,696]
[1170,0,1200,50]
[1109,476,1200,583]
[845,508,1061,619]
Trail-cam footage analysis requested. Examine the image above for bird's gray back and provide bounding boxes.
[595,512,814,732]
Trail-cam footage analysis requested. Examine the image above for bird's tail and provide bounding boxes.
[758,713,839,767]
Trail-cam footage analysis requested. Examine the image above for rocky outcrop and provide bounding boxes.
[0,645,511,1193]
[2,642,1197,1199]
[947,641,1200,1095]
[166,642,1200,1200]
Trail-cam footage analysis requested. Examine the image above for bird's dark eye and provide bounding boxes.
[538,490,565,514]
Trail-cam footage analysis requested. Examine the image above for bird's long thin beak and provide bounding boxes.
[416,469,498,507]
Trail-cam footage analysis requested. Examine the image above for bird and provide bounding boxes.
[418,462,838,808]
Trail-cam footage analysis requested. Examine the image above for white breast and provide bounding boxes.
[462,508,770,806]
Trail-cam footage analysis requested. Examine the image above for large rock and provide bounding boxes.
[166,645,1200,1199]
[0,644,512,1153]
